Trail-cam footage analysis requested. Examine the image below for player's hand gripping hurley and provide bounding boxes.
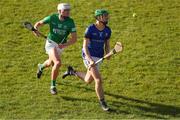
[96,42,123,64]
[23,21,47,39]
[89,42,123,70]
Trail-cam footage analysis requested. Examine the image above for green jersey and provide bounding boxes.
[42,13,76,44]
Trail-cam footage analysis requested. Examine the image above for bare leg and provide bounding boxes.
[75,71,85,80]
[89,66,104,100]
[42,58,52,69]
[75,66,109,110]
[49,48,61,81]
[76,70,94,84]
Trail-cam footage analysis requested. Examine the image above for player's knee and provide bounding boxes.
[54,61,61,68]
[85,79,93,84]
[47,60,52,67]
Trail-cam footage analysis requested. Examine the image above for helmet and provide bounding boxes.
[57,3,71,10]
[95,9,109,17]
[95,9,109,25]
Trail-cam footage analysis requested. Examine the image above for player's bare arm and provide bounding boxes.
[59,32,77,49]
[105,39,110,60]
[83,38,95,67]
[33,20,44,37]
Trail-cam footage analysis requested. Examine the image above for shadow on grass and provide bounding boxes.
[106,93,179,117]
[60,82,180,118]
[61,95,130,115]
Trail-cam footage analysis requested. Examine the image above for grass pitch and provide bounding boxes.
[0,0,179,119]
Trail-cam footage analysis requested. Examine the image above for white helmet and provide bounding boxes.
[57,3,71,10]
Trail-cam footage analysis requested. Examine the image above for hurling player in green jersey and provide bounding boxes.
[33,3,77,95]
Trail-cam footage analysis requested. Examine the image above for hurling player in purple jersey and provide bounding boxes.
[63,9,111,111]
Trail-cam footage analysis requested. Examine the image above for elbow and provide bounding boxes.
[34,22,40,29]
[34,22,39,29]
[72,37,77,44]
[34,21,43,29]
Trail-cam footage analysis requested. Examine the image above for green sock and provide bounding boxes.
[51,80,56,87]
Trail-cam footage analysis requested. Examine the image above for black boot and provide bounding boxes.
[62,66,76,79]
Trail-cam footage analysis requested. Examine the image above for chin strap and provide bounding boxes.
[95,16,108,26]
[99,21,108,26]
[61,15,69,19]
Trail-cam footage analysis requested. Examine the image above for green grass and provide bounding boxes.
[0,0,179,119]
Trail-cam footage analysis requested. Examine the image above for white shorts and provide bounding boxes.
[45,39,63,55]
[83,56,102,70]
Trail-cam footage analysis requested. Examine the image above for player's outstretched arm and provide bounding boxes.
[33,20,44,37]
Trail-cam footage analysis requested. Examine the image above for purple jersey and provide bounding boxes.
[82,24,111,58]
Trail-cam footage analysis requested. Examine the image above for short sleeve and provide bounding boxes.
[42,16,51,24]
[106,28,111,40]
[84,26,91,38]
[70,20,76,33]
